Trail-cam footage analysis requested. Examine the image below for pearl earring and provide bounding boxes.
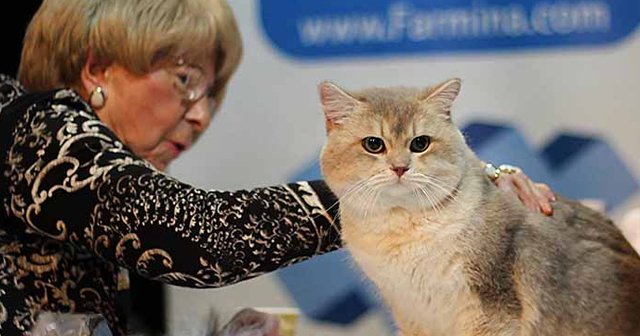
[89,86,107,109]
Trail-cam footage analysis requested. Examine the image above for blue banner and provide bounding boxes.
[259,0,640,59]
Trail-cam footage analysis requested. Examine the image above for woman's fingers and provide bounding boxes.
[495,173,537,212]
[512,173,554,215]
[496,170,555,215]
[535,182,556,202]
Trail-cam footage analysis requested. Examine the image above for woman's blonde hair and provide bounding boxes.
[19,0,242,107]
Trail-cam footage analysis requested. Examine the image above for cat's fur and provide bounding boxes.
[318,78,640,336]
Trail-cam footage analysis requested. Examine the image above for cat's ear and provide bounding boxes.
[419,78,462,119]
[318,81,360,131]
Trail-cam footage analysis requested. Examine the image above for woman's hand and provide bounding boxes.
[485,163,556,216]
[215,308,280,336]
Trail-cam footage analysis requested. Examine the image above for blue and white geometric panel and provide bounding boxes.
[541,133,638,211]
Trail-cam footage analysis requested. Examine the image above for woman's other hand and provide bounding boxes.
[215,308,280,336]
[486,163,556,216]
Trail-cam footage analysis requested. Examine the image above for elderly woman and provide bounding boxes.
[0,0,554,334]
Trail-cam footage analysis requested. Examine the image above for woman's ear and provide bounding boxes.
[80,50,112,109]
[79,50,109,97]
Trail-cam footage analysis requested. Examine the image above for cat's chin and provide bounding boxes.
[373,185,423,211]
[378,195,424,213]
[378,181,458,213]
[341,186,416,217]
[385,180,413,193]
[338,180,455,215]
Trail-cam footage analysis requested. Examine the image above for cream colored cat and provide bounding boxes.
[318,78,640,336]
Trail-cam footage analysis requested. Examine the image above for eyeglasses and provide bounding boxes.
[166,59,214,105]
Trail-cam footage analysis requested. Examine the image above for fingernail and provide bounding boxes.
[541,204,550,213]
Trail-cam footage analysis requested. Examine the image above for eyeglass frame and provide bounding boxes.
[165,58,218,111]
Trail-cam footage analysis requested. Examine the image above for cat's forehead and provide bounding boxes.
[355,87,422,108]
[353,87,428,136]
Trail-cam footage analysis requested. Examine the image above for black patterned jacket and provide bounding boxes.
[0,75,341,335]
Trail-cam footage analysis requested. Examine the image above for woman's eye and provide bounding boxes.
[175,72,193,88]
[410,135,431,153]
[174,67,203,88]
[362,137,386,154]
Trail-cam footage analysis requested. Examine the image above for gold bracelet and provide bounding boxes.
[484,163,519,181]
[484,163,501,181]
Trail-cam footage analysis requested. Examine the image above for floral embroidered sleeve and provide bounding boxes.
[1,85,341,288]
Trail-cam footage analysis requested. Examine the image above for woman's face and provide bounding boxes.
[95,60,216,171]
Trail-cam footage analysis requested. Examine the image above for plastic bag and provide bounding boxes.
[31,312,113,336]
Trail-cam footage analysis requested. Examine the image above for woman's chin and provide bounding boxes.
[147,158,169,172]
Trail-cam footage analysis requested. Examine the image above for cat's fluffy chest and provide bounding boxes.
[342,209,483,335]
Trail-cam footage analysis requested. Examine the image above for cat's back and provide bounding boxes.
[551,196,638,257]
[512,196,640,335]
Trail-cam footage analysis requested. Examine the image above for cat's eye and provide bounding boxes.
[362,137,385,154]
[410,135,431,153]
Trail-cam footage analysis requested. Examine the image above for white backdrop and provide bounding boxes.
[167,1,640,335]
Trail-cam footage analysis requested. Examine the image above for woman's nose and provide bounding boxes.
[184,97,213,133]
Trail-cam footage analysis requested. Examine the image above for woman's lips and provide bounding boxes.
[148,139,193,171]
[173,141,186,152]
[167,141,187,158]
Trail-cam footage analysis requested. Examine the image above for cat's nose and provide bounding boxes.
[390,166,409,177]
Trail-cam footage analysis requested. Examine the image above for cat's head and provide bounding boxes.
[319,78,468,216]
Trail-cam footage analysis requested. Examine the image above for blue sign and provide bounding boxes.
[259,0,640,59]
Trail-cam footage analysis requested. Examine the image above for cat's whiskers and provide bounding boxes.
[422,174,462,194]
[403,174,445,215]
[367,182,387,221]
[316,179,367,222]
[340,174,387,220]
[346,176,380,206]
[319,199,341,220]
[313,185,360,219]
[360,190,375,221]
[412,173,462,208]
[411,187,434,218]
[359,175,388,221]
[337,179,373,221]
[415,184,444,218]
[360,185,377,220]
[413,173,461,195]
